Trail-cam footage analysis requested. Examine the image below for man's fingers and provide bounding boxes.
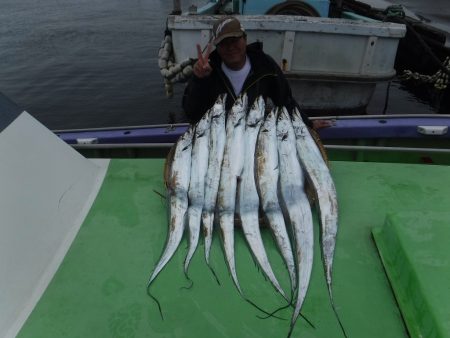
[201,63,212,74]
[204,43,212,60]
[196,44,204,65]
[194,43,213,78]
[193,60,212,78]
[197,43,213,66]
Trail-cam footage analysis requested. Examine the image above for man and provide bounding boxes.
[182,16,331,129]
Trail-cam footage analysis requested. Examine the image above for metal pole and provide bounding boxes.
[172,0,181,14]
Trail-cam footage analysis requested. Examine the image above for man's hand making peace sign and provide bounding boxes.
[193,43,213,78]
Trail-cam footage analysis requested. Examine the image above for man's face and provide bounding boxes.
[216,36,247,70]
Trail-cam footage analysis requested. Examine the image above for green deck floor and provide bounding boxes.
[18,159,450,338]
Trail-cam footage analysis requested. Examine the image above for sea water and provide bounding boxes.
[0,0,448,130]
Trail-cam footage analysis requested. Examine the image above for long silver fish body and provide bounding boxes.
[292,108,338,299]
[255,109,296,294]
[276,108,314,333]
[147,126,194,287]
[201,94,227,265]
[184,110,212,275]
[217,94,247,294]
[238,97,287,299]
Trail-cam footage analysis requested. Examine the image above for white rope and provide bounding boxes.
[158,34,194,97]
[399,56,450,90]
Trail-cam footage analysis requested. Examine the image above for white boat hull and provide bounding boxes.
[167,14,406,114]
[288,76,378,114]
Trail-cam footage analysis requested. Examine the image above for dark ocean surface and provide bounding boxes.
[0,0,449,130]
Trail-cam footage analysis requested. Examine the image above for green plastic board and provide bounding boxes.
[373,212,450,338]
[18,159,450,337]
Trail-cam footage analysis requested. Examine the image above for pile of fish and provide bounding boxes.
[147,94,339,336]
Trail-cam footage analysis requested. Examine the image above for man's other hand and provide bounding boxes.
[312,119,335,130]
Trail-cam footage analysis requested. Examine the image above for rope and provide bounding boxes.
[382,5,450,90]
[158,30,195,98]
[399,56,450,90]
[402,20,450,76]
[383,4,405,19]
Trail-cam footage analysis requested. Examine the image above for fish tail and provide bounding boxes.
[243,296,286,321]
[207,263,221,285]
[146,253,175,320]
[256,291,315,329]
[265,211,297,293]
[287,297,313,338]
[147,231,183,289]
[146,206,186,301]
[146,263,163,290]
[256,302,291,320]
[241,213,287,300]
[286,321,296,338]
[184,208,201,277]
[146,283,164,320]
[328,287,348,338]
[180,271,194,290]
[202,210,214,263]
[220,213,242,294]
[321,229,335,285]
[321,232,346,337]
[201,211,221,285]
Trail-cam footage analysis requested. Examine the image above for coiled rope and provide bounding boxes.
[158,30,195,97]
[383,5,450,90]
[399,56,450,90]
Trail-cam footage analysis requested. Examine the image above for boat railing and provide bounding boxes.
[51,114,450,133]
[52,123,190,134]
[70,142,450,154]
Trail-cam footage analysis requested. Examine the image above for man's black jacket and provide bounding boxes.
[182,41,311,127]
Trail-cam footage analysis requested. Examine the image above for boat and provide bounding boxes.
[2,92,450,337]
[338,0,450,112]
[55,114,450,165]
[338,0,450,76]
[159,0,407,116]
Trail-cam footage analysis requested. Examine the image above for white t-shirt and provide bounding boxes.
[221,56,251,96]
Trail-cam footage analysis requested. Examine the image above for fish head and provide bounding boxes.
[246,95,265,128]
[212,94,226,118]
[216,93,227,105]
[179,125,194,152]
[276,107,293,142]
[292,108,307,138]
[211,95,226,129]
[195,109,212,138]
[230,93,248,127]
[260,107,276,134]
